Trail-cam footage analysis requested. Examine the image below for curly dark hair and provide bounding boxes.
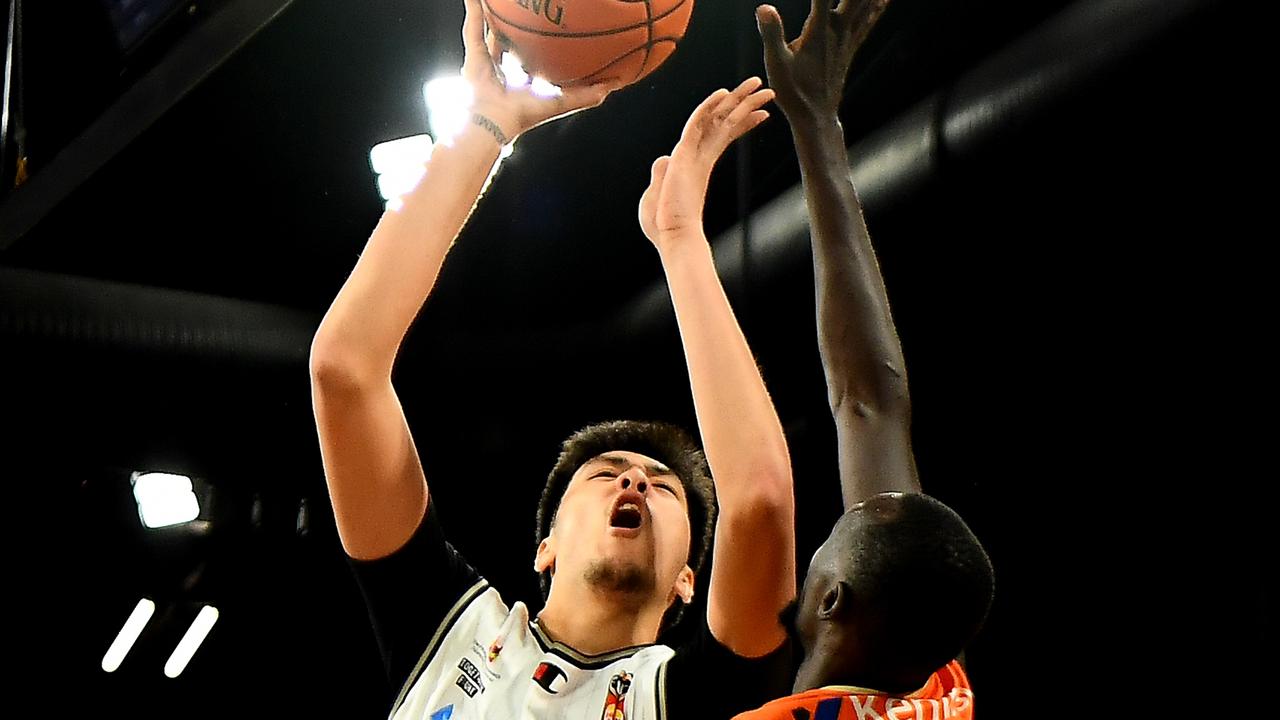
[535,420,716,609]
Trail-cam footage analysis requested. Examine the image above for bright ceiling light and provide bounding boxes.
[500,52,530,89]
[530,76,562,99]
[369,134,433,176]
[423,76,474,144]
[101,598,156,673]
[131,472,200,529]
[375,165,428,202]
[163,605,220,679]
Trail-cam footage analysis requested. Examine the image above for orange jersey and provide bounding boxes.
[732,661,973,720]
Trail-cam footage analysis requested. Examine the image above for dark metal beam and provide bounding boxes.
[0,0,296,250]
[618,0,1218,336]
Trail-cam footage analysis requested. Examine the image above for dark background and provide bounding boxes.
[0,0,1268,715]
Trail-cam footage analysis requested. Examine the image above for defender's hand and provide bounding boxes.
[639,78,774,251]
[462,0,619,142]
[756,0,890,123]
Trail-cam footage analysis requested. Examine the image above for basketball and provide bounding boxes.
[481,0,694,87]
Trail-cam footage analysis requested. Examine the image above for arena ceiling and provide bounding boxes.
[0,0,1262,715]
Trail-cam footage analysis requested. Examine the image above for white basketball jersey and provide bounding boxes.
[390,580,676,720]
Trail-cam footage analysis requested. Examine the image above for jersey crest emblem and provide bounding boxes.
[601,671,632,719]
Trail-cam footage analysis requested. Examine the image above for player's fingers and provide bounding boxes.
[711,108,770,157]
[639,155,670,231]
[683,88,732,141]
[462,0,488,60]
[558,79,619,111]
[729,109,770,144]
[711,77,763,124]
[809,0,832,25]
[844,0,889,37]
[755,5,791,65]
[725,88,774,128]
[728,76,764,105]
[650,155,671,188]
[695,88,733,120]
[486,27,505,69]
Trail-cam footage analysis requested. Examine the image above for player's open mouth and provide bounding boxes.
[609,491,646,532]
[611,503,642,529]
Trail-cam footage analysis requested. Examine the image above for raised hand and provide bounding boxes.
[638,77,774,251]
[461,0,620,142]
[755,0,890,124]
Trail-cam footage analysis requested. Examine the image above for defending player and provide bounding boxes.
[733,2,995,717]
[309,1,794,717]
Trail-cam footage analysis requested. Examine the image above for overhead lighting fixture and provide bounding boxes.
[423,75,474,145]
[369,134,434,211]
[500,51,530,89]
[164,605,219,679]
[101,598,156,673]
[131,472,200,529]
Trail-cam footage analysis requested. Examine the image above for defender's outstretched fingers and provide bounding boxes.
[756,4,791,66]
[809,0,833,24]
[843,0,891,40]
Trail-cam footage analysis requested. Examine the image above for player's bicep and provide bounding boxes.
[705,498,794,658]
[311,369,429,561]
[833,404,921,508]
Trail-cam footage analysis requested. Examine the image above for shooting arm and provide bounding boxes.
[310,124,505,560]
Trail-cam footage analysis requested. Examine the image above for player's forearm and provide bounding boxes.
[791,115,911,417]
[312,124,503,379]
[658,235,793,509]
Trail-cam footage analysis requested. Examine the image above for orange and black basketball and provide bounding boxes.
[481,0,694,87]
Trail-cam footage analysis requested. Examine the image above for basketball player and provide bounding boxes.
[732,2,995,718]
[309,1,794,717]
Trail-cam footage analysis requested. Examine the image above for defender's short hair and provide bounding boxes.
[844,493,994,684]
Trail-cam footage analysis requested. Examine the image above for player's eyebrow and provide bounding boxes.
[591,453,674,479]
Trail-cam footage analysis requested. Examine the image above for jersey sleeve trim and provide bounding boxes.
[388,578,490,719]
[655,657,670,720]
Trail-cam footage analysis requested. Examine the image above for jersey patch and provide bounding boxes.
[601,671,633,719]
[532,660,569,694]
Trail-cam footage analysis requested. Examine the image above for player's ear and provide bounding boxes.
[817,580,851,620]
[674,564,695,604]
[534,536,556,574]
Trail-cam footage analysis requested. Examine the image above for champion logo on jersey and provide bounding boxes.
[532,661,568,694]
[601,671,632,720]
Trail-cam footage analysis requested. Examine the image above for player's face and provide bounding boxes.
[546,451,693,604]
